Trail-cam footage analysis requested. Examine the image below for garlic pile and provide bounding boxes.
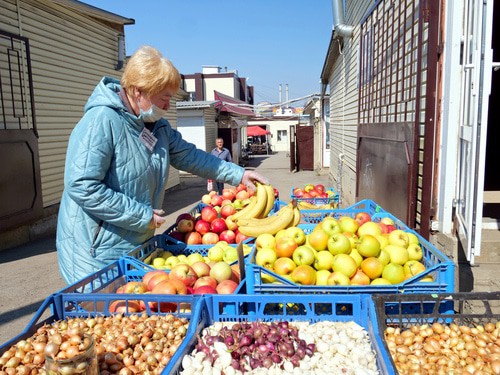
[180,321,380,375]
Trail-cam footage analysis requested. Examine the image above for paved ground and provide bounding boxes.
[0,152,331,344]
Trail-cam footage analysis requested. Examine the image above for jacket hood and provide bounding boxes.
[84,77,125,113]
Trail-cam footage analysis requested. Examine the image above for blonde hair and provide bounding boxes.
[121,45,181,97]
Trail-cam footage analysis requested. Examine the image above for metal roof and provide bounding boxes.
[50,0,135,25]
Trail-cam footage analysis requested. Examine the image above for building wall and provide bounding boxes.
[204,77,235,100]
[2,0,125,207]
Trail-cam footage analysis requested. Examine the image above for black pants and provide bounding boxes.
[215,181,224,195]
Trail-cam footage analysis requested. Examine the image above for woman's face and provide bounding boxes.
[137,87,175,113]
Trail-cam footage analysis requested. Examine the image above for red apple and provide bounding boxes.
[293,188,304,198]
[210,218,228,234]
[275,236,298,258]
[169,263,198,287]
[201,206,218,223]
[185,231,202,245]
[216,279,239,294]
[177,218,195,233]
[193,275,218,290]
[168,230,185,242]
[222,189,236,201]
[176,213,194,225]
[220,204,237,219]
[235,232,249,244]
[314,184,325,194]
[193,285,218,294]
[236,183,247,192]
[146,272,169,291]
[142,270,167,289]
[191,261,211,278]
[235,190,250,200]
[221,199,233,207]
[202,232,219,245]
[211,195,223,207]
[219,230,236,244]
[195,219,211,235]
[122,281,148,294]
[354,212,371,226]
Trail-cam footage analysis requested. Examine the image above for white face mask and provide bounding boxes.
[139,98,168,122]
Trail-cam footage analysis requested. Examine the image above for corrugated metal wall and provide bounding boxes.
[328,1,373,206]
[204,107,217,152]
[2,0,123,207]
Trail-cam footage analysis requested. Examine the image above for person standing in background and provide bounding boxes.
[210,138,232,194]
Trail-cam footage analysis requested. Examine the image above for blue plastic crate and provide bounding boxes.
[295,198,387,224]
[245,223,455,295]
[165,293,394,375]
[369,292,500,374]
[0,292,204,375]
[290,186,339,205]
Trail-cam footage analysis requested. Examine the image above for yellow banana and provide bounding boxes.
[237,205,295,237]
[229,195,258,221]
[258,184,276,218]
[235,183,268,220]
[292,206,301,226]
[298,201,318,209]
[236,203,291,227]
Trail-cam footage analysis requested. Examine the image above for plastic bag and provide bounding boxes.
[207,179,213,192]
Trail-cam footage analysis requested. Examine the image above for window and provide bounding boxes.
[277,130,287,142]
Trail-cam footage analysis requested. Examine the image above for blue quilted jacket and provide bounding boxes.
[56,77,244,284]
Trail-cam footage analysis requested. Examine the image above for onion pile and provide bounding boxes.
[181,320,380,374]
[384,321,500,374]
[0,313,189,375]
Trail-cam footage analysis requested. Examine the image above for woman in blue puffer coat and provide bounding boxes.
[56,46,268,285]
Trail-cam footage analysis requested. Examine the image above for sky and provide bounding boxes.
[81,1,333,107]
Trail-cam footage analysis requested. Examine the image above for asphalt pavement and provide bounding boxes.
[0,151,331,344]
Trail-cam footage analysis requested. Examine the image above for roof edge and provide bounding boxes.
[51,0,135,25]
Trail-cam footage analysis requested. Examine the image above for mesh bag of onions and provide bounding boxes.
[180,320,380,375]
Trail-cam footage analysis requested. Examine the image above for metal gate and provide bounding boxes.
[0,30,42,231]
[295,125,314,171]
[455,0,495,263]
[357,0,440,237]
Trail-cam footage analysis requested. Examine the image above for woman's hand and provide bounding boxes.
[149,209,166,229]
[241,170,270,190]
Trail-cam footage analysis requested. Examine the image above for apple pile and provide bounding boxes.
[253,212,430,287]
[292,183,335,200]
[115,261,242,308]
[170,186,261,245]
[148,241,252,270]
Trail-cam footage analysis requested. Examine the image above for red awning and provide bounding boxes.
[214,91,254,116]
[247,126,270,136]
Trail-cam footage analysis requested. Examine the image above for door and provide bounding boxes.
[296,125,314,171]
[455,0,495,263]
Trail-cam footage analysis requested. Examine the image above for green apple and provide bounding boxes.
[152,257,166,269]
[285,226,306,246]
[222,246,239,264]
[327,271,350,286]
[160,250,174,259]
[385,244,409,265]
[370,277,392,285]
[357,221,382,237]
[407,232,420,246]
[314,250,334,271]
[377,249,391,266]
[407,243,423,261]
[208,245,225,262]
[382,262,406,284]
[187,253,205,265]
[403,260,426,279]
[255,233,276,251]
[388,229,410,248]
[315,269,331,285]
[332,254,358,278]
[320,217,342,237]
[164,256,180,269]
[348,248,363,267]
[327,233,351,255]
[177,254,188,264]
[255,247,277,269]
[338,216,359,234]
[292,245,316,266]
[356,234,381,257]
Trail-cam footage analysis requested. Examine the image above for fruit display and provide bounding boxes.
[0,313,189,374]
[168,183,278,245]
[179,320,379,374]
[116,261,243,302]
[291,184,339,207]
[249,213,435,288]
[144,240,252,270]
[384,322,500,374]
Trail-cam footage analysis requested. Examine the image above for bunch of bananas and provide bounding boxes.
[231,184,301,237]
[297,201,338,210]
